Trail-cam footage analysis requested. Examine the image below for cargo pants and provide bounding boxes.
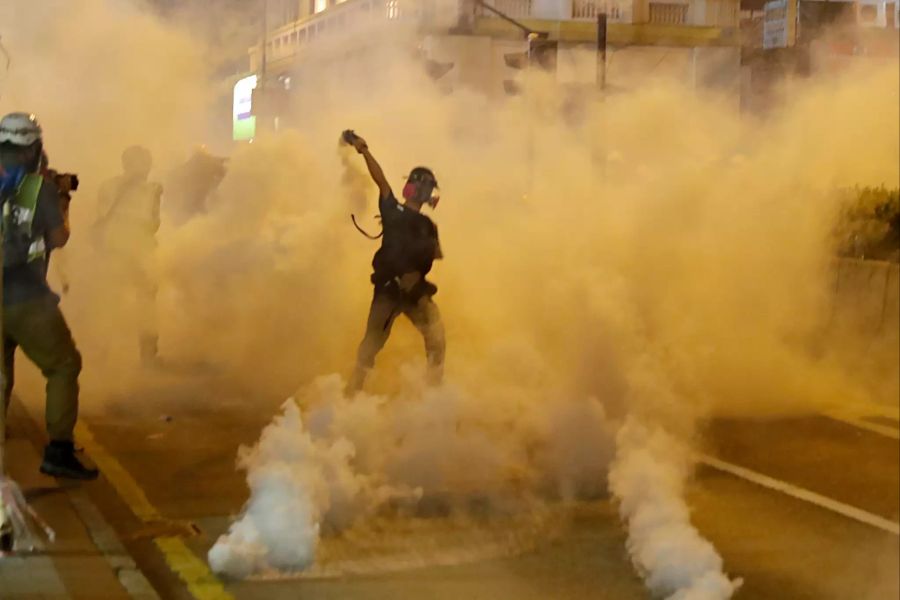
[348,287,446,393]
[3,295,82,441]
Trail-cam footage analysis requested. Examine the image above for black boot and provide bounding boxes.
[0,521,12,554]
[40,440,99,480]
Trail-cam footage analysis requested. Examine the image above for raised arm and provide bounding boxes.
[346,132,392,198]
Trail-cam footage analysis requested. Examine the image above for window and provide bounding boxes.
[315,0,327,13]
[649,2,688,24]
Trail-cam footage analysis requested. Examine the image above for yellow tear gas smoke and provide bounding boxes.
[1,0,897,595]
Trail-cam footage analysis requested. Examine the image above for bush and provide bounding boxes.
[834,186,900,262]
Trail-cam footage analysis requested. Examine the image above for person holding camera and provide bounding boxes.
[95,146,162,365]
[0,112,96,480]
[343,131,446,393]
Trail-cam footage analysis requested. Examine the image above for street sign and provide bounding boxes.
[763,0,789,48]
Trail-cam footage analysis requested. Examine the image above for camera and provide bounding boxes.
[48,170,79,195]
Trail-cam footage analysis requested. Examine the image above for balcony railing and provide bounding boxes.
[474,0,632,22]
[571,0,629,21]
[254,0,661,68]
[648,1,688,24]
[257,0,401,65]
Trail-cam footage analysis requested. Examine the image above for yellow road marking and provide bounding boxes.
[156,537,235,600]
[76,422,234,600]
[75,422,161,522]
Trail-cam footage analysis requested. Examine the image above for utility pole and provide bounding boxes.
[597,13,607,91]
[260,0,269,89]
[596,13,609,185]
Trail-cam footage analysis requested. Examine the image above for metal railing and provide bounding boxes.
[259,0,417,64]
[648,2,688,24]
[475,0,631,23]
[571,0,626,21]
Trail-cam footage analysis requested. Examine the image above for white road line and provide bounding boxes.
[824,412,900,440]
[67,488,161,600]
[698,454,900,537]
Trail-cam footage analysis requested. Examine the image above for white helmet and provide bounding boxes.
[0,112,43,146]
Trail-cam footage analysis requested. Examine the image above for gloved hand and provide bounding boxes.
[342,130,368,154]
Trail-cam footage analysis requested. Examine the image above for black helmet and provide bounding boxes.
[404,166,440,207]
[408,166,437,186]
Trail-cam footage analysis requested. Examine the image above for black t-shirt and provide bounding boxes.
[3,179,64,306]
[371,191,441,288]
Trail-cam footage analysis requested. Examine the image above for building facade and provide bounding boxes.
[231,0,742,138]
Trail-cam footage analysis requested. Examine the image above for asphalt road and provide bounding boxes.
[13,367,900,600]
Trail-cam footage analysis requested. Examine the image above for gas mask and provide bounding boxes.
[402,167,440,208]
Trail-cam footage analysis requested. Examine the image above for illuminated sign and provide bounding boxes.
[233,75,258,141]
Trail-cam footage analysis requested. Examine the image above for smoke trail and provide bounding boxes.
[609,416,742,599]
[207,398,344,578]
[209,376,417,578]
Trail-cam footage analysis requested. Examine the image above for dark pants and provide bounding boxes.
[348,289,445,392]
[3,295,82,441]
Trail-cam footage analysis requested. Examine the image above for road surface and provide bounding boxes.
[8,366,899,599]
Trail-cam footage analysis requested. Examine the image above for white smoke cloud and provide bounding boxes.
[210,367,620,577]
[609,417,742,599]
[209,376,419,578]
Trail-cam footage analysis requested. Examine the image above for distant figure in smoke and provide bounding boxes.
[0,112,97,479]
[164,146,226,227]
[344,131,445,393]
[95,146,162,365]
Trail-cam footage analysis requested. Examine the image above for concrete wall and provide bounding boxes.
[831,258,900,339]
[827,259,900,406]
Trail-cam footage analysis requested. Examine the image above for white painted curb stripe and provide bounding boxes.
[698,454,900,537]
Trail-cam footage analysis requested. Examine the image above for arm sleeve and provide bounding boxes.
[378,190,400,220]
[38,181,64,231]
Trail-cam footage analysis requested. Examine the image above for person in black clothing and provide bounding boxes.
[345,132,445,393]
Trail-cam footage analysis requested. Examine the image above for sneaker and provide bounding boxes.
[40,440,99,481]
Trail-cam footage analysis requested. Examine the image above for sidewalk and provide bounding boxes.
[0,399,142,599]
